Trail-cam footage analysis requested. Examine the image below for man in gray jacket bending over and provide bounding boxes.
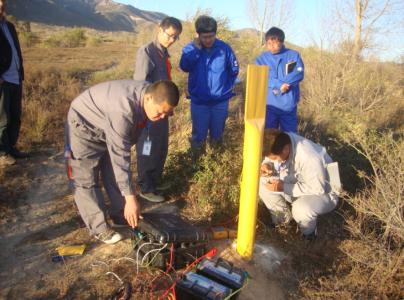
[259,129,340,240]
[134,17,182,203]
[66,80,179,244]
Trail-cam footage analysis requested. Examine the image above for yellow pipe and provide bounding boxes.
[237,64,268,259]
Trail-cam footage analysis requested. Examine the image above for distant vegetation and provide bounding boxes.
[9,12,404,299]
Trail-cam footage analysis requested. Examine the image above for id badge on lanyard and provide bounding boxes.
[142,122,152,156]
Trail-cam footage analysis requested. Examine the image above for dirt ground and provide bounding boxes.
[0,151,344,299]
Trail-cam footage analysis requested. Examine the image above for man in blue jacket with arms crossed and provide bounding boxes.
[180,15,239,148]
[256,27,304,133]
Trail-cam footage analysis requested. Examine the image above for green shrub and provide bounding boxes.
[43,28,87,48]
[86,34,103,47]
[19,31,39,48]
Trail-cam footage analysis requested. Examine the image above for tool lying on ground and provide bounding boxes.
[51,244,86,262]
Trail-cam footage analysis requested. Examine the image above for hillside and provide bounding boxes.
[7,0,166,32]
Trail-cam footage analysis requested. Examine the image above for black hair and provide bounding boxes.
[263,129,291,156]
[195,15,217,34]
[265,27,285,42]
[160,17,182,33]
[145,80,180,107]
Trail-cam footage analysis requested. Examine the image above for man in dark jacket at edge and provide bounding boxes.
[180,15,239,149]
[133,17,182,203]
[0,0,27,167]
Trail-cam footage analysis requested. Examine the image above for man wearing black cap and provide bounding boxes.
[180,15,239,148]
[256,27,304,133]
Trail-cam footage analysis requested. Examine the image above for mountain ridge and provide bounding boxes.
[7,0,167,32]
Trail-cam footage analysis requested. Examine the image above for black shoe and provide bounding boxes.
[9,148,29,159]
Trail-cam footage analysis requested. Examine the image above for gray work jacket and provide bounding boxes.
[69,80,149,196]
[133,40,170,82]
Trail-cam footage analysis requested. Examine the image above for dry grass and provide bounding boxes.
[1,22,402,299]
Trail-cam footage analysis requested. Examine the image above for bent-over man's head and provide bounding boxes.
[143,80,180,121]
[263,129,291,161]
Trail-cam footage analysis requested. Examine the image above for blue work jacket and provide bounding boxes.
[180,39,239,105]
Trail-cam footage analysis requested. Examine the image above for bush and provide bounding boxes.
[297,46,403,298]
[86,34,103,47]
[19,31,39,48]
[43,28,87,48]
[21,69,81,149]
[333,129,403,298]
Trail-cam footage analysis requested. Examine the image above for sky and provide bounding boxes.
[116,0,403,61]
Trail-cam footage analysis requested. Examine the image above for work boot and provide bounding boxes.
[9,147,29,159]
[95,228,123,244]
[139,191,165,203]
[0,154,16,166]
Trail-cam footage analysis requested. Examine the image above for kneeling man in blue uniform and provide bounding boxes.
[180,15,239,148]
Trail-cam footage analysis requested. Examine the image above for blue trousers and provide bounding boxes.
[265,105,298,133]
[191,100,229,147]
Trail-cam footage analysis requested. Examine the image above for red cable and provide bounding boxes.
[158,247,217,300]
[166,243,174,273]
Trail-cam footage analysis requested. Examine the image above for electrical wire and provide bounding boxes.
[223,276,250,300]
[158,248,218,300]
[106,271,124,284]
[141,243,168,266]
[136,242,165,274]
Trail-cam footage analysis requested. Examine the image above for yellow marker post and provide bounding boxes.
[237,64,268,259]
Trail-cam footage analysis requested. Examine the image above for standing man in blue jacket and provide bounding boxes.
[180,15,239,148]
[256,27,304,133]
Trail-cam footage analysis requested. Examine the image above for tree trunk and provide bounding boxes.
[353,0,363,61]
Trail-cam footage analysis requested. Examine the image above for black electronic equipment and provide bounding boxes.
[132,213,210,270]
[175,272,232,300]
[138,213,211,243]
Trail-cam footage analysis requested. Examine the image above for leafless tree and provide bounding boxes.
[335,0,403,60]
[246,0,294,47]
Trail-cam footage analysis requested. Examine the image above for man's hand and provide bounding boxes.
[280,83,290,94]
[265,179,284,192]
[193,37,202,49]
[260,163,274,177]
[124,195,140,228]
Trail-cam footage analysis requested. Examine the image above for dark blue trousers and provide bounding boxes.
[265,105,298,133]
[190,100,229,147]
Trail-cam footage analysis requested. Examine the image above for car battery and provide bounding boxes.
[196,258,246,291]
[175,272,232,300]
[133,213,211,269]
